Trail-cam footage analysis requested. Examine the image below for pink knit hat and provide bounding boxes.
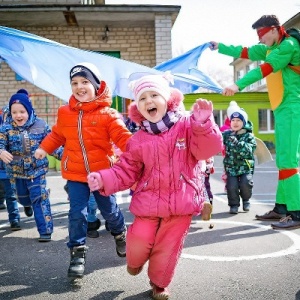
[128,72,174,104]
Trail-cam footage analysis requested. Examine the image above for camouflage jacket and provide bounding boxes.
[222,121,256,176]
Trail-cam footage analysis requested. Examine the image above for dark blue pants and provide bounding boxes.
[87,193,98,223]
[226,173,253,207]
[67,180,126,248]
[13,175,53,235]
[0,179,20,223]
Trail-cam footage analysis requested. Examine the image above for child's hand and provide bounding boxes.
[87,172,103,191]
[114,146,123,158]
[192,99,213,123]
[0,150,13,164]
[34,148,47,160]
[222,84,239,96]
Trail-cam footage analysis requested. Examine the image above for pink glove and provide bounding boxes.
[87,172,103,191]
[192,98,213,123]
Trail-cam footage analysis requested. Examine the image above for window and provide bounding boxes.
[96,51,122,112]
[245,63,255,90]
[258,109,274,133]
[81,0,95,4]
[256,61,266,87]
[213,109,226,128]
[98,51,120,58]
[236,69,244,81]
[258,77,266,87]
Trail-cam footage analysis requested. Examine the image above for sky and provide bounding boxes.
[107,0,299,80]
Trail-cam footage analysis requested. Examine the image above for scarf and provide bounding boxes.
[141,110,183,134]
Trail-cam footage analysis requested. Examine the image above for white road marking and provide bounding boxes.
[214,195,275,206]
[3,187,299,263]
[182,220,300,261]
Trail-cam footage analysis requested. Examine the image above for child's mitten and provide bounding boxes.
[192,99,213,123]
[87,172,103,191]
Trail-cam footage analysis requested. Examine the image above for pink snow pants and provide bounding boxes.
[126,214,192,288]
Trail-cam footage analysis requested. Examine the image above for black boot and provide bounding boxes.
[288,211,300,221]
[114,229,126,258]
[87,219,101,238]
[24,206,33,217]
[68,245,88,279]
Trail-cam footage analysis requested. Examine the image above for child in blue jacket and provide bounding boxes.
[0,89,62,241]
[0,107,21,230]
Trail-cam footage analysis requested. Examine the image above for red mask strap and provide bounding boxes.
[256,26,275,39]
[278,25,288,37]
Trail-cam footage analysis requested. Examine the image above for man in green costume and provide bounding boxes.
[210,15,300,229]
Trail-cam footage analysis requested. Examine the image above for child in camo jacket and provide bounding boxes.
[222,106,256,214]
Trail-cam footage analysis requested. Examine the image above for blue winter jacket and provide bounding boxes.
[0,113,8,180]
[0,111,63,179]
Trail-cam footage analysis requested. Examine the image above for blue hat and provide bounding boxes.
[9,89,33,116]
[230,109,248,126]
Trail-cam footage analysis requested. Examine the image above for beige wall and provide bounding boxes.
[155,14,172,65]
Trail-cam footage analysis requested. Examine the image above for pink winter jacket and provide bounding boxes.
[98,113,223,218]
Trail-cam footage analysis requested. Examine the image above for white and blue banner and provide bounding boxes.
[0,26,222,101]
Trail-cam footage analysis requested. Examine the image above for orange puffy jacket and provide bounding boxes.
[40,81,132,182]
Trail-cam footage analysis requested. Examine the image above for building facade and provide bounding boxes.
[0,0,180,126]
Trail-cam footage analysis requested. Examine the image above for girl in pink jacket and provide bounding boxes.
[88,73,223,299]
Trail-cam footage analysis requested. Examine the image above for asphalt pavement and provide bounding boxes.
[1,154,300,300]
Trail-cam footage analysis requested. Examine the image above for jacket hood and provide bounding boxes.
[244,120,253,133]
[128,87,184,124]
[69,80,112,111]
[6,110,37,130]
[220,117,231,132]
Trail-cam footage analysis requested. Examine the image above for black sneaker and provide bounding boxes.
[0,203,6,210]
[11,221,21,231]
[114,230,126,257]
[87,219,101,238]
[87,230,99,238]
[243,201,250,212]
[24,206,33,217]
[229,206,239,214]
[38,234,52,242]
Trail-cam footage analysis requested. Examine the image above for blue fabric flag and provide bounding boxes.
[155,43,222,94]
[0,26,222,101]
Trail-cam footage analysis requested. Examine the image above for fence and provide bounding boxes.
[30,93,65,128]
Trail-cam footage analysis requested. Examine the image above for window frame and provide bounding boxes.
[258,109,274,133]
